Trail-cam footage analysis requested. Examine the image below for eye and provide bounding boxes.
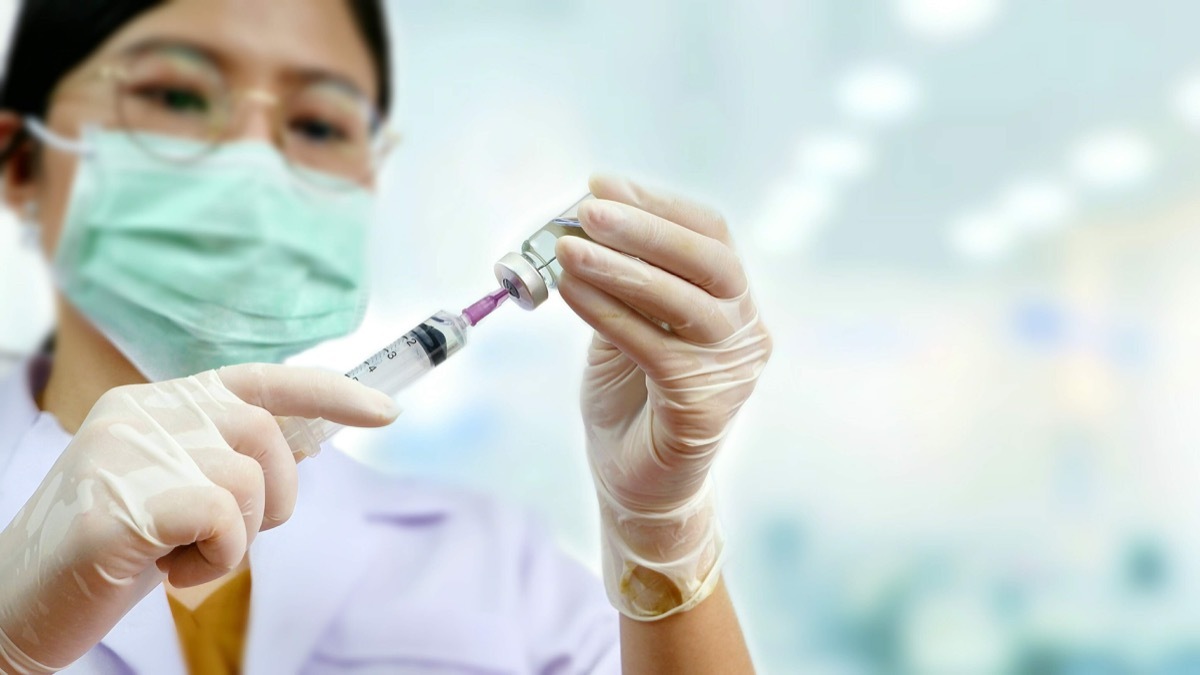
[289,117,349,144]
[133,86,210,115]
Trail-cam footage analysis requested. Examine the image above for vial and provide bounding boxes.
[494,194,593,310]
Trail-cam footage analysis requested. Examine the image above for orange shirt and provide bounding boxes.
[167,569,252,675]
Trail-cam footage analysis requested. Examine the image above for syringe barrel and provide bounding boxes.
[494,194,593,311]
[280,416,340,459]
[282,310,470,457]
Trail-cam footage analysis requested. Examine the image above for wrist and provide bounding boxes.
[0,625,56,675]
[596,476,725,621]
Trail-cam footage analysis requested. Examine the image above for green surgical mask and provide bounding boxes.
[29,121,372,381]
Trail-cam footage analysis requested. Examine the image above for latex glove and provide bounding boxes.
[0,364,398,674]
[556,174,772,620]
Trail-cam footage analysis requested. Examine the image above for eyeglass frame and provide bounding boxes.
[36,41,401,186]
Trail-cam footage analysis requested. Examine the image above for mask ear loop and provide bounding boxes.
[19,200,40,250]
[19,118,98,253]
[23,117,94,156]
[20,118,102,251]
[11,119,63,251]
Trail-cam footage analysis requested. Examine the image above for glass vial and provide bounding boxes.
[493,194,593,311]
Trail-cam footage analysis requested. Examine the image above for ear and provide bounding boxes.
[0,111,38,213]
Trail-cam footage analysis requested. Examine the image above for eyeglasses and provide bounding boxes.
[92,43,396,188]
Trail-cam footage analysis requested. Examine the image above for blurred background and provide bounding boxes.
[3,0,1200,672]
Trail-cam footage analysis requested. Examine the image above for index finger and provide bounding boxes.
[216,363,399,427]
[588,173,736,248]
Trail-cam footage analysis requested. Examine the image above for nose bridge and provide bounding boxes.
[232,88,281,145]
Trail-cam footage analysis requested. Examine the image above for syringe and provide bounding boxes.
[280,287,510,457]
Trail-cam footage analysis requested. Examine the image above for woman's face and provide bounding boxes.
[23,0,381,257]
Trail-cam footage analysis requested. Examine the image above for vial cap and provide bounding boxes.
[494,251,549,311]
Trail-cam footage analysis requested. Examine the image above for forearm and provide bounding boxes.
[619,578,754,675]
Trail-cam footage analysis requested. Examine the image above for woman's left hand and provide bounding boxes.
[556,174,772,617]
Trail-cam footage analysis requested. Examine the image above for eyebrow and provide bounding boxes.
[113,37,373,103]
[289,66,370,103]
[116,37,221,69]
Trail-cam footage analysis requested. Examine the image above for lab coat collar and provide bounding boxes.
[244,448,455,675]
[0,358,69,525]
[99,591,187,675]
[0,359,47,459]
[244,450,377,675]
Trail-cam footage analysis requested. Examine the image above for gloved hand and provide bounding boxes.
[556,174,772,620]
[0,364,398,674]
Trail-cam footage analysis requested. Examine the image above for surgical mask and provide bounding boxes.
[27,121,372,381]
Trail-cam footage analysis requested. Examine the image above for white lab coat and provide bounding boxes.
[0,360,620,674]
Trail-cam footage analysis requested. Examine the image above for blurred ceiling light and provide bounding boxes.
[837,64,921,126]
[999,179,1076,233]
[1173,72,1200,129]
[798,132,876,185]
[894,0,1002,42]
[753,182,835,255]
[949,211,1015,262]
[1069,130,1157,189]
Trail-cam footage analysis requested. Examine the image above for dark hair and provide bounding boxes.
[0,0,390,159]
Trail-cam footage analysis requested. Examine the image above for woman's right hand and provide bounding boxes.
[0,364,398,674]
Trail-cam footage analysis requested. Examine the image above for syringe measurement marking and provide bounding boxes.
[346,322,450,381]
[348,336,414,381]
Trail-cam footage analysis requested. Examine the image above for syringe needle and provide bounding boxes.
[462,287,511,327]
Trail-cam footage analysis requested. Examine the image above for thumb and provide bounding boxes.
[583,332,647,428]
[216,363,399,427]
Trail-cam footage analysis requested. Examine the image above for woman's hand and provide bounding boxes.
[0,364,397,673]
[556,174,772,619]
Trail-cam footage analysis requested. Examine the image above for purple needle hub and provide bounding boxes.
[461,287,511,326]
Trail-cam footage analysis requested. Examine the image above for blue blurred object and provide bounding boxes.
[1124,537,1168,594]
[1011,298,1068,350]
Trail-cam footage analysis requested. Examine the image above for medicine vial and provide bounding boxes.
[493,194,593,311]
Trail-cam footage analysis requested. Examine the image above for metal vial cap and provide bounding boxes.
[493,251,549,311]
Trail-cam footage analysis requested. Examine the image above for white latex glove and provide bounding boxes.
[0,364,398,674]
[556,174,772,620]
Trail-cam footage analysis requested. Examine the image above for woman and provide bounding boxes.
[0,0,772,673]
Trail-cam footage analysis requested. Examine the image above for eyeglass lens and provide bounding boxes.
[114,44,380,183]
